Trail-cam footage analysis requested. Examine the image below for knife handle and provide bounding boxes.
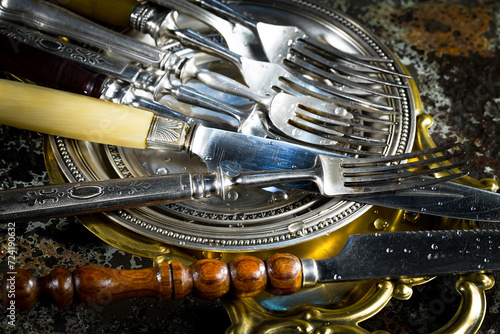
[56,0,139,28]
[0,79,189,151]
[0,33,109,98]
[0,79,153,148]
[1,254,303,311]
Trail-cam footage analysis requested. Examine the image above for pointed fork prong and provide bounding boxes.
[289,42,410,88]
[298,38,412,78]
[340,142,461,167]
[286,56,403,99]
[338,143,468,193]
[344,155,466,183]
[296,106,390,135]
[279,75,397,113]
[342,172,469,195]
[342,146,463,176]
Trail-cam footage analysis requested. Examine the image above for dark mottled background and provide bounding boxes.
[1,0,500,333]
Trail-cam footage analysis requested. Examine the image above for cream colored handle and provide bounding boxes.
[0,79,153,149]
[57,0,139,28]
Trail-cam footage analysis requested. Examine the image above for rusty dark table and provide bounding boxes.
[1,0,500,333]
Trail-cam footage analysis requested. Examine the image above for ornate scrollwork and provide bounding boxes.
[19,188,59,206]
[146,116,189,150]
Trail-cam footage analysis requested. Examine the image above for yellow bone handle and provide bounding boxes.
[0,79,153,149]
[57,0,140,28]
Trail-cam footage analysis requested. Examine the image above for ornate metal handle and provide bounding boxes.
[0,0,168,67]
[0,173,215,223]
[1,254,307,311]
[0,162,318,223]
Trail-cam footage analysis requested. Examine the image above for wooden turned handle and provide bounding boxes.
[0,33,109,98]
[1,254,303,311]
[57,0,140,28]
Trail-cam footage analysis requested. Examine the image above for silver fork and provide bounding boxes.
[149,0,406,80]
[165,22,401,111]
[0,144,466,223]
[130,3,405,106]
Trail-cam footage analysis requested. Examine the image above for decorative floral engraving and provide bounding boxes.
[19,189,59,206]
[108,181,152,196]
[0,22,110,66]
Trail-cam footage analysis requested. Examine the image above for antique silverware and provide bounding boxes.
[187,0,412,92]
[166,26,400,109]
[150,0,407,81]
[0,0,398,112]
[4,230,500,311]
[57,0,409,96]
[0,79,452,174]
[0,15,367,144]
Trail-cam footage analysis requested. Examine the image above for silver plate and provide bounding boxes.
[48,0,416,252]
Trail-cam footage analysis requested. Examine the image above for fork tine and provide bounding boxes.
[286,56,403,99]
[340,142,461,167]
[297,38,412,78]
[339,143,468,193]
[295,106,390,135]
[280,75,397,112]
[285,116,389,147]
[343,148,464,175]
[343,153,466,183]
[295,96,354,120]
[289,42,410,88]
[350,112,397,126]
[344,171,469,194]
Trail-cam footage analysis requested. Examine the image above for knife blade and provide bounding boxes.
[2,230,500,311]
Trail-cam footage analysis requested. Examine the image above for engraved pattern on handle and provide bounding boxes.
[0,0,167,67]
[146,116,190,150]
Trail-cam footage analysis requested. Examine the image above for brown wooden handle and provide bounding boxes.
[0,33,109,98]
[1,254,302,311]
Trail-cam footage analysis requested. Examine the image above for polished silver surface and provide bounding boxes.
[300,258,319,288]
[46,0,416,251]
[315,230,500,282]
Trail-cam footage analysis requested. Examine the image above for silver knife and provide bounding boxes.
[3,229,500,311]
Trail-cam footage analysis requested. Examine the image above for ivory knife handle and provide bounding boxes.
[1,254,303,311]
[56,0,140,27]
[0,79,153,149]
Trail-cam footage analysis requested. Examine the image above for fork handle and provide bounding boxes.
[0,164,318,223]
[196,0,258,32]
[0,0,168,68]
[0,173,219,223]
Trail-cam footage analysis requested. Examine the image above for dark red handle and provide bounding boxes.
[0,33,109,98]
[1,254,303,311]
